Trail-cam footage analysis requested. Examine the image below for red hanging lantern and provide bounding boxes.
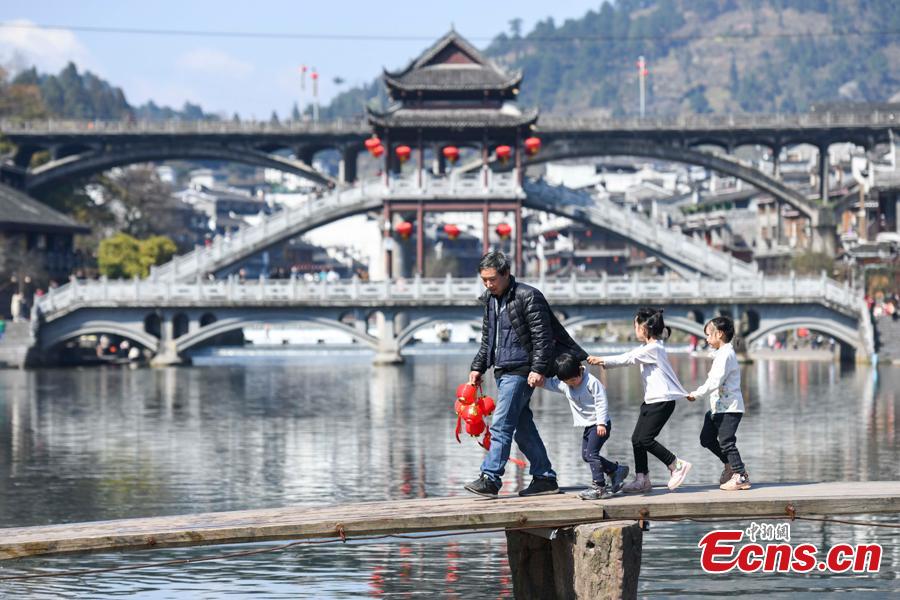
[444,224,460,240]
[495,145,511,164]
[395,145,411,164]
[524,136,542,156]
[371,144,384,158]
[476,395,495,416]
[456,383,477,405]
[364,136,381,153]
[495,222,512,240]
[465,418,486,437]
[395,221,413,239]
[442,145,460,164]
[454,399,465,416]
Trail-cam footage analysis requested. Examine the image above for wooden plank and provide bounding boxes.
[1,481,898,561]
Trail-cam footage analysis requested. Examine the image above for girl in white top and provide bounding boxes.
[687,316,750,491]
[588,308,692,494]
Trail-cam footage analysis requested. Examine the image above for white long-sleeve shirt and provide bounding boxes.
[543,372,609,426]
[688,342,745,414]
[603,340,687,404]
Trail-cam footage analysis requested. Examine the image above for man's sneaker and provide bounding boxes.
[610,464,630,494]
[720,472,751,491]
[464,474,500,498]
[667,459,692,490]
[719,463,734,485]
[578,482,613,501]
[518,476,560,497]
[621,474,652,494]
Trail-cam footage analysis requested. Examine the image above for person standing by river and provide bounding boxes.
[465,251,589,499]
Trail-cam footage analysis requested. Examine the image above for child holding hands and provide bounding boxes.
[543,354,629,499]
[687,316,751,491]
[588,308,692,494]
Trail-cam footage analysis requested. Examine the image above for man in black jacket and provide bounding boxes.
[465,251,588,498]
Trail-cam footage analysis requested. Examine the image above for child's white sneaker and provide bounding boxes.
[621,473,651,494]
[666,459,692,490]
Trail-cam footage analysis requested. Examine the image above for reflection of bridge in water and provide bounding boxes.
[34,271,870,366]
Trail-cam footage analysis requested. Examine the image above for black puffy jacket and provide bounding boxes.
[470,276,588,376]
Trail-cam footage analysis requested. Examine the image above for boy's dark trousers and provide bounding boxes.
[699,410,745,474]
[582,422,618,485]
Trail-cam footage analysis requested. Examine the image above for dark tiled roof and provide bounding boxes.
[384,30,521,92]
[0,183,90,234]
[368,106,539,129]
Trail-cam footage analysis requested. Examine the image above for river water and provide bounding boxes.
[0,350,897,598]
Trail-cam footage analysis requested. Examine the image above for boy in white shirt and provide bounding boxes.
[543,354,629,500]
[687,316,750,491]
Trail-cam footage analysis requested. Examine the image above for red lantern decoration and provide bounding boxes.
[442,145,460,164]
[364,136,381,153]
[395,221,413,239]
[495,145,512,164]
[477,395,495,416]
[456,383,477,405]
[524,136,542,156]
[465,418,486,437]
[371,144,384,158]
[495,222,512,240]
[395,145,411,164]
[444,224,460,240]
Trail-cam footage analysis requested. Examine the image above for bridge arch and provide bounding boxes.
[531,139,821,223]
[26,143,334,192]
[395,312,482,348]
[560,315,706,340]
[41,320,160,353]
[174,315,379,354]
[744,317,864,356]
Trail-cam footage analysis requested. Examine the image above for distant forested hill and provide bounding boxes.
[0,62,217,121]
[322,0,900,118]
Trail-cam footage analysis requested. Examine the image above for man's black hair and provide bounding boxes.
[478,251,511,275]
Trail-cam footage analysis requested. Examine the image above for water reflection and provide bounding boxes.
[0,355,897,597]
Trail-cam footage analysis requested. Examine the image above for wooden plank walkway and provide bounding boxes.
[1,481,898,560]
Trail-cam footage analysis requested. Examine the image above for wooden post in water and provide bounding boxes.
[506,520,642,600]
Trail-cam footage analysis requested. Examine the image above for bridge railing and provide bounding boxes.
[526,181,758,279]
[37,273,862,319]
[4,111,898,135]
[149,173,521,282]
[0,118,370,135]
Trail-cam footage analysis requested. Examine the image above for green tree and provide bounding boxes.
[98,233,142,278]
[98,233,177,278]
[138,236,177,275]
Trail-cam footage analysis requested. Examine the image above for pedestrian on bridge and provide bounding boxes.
[588,308,692,494]
[687,316,751,491]
[465,251,588,499]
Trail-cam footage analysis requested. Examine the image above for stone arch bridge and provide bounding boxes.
[32,272,872,366]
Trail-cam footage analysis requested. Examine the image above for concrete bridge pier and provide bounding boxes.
[339,145,359,184]
[372,311,404,365]
[150,317,184,367]
[811,223,837,256]
[506,520,642,600]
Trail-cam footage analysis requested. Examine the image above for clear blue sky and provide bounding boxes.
[1,0,601,118]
